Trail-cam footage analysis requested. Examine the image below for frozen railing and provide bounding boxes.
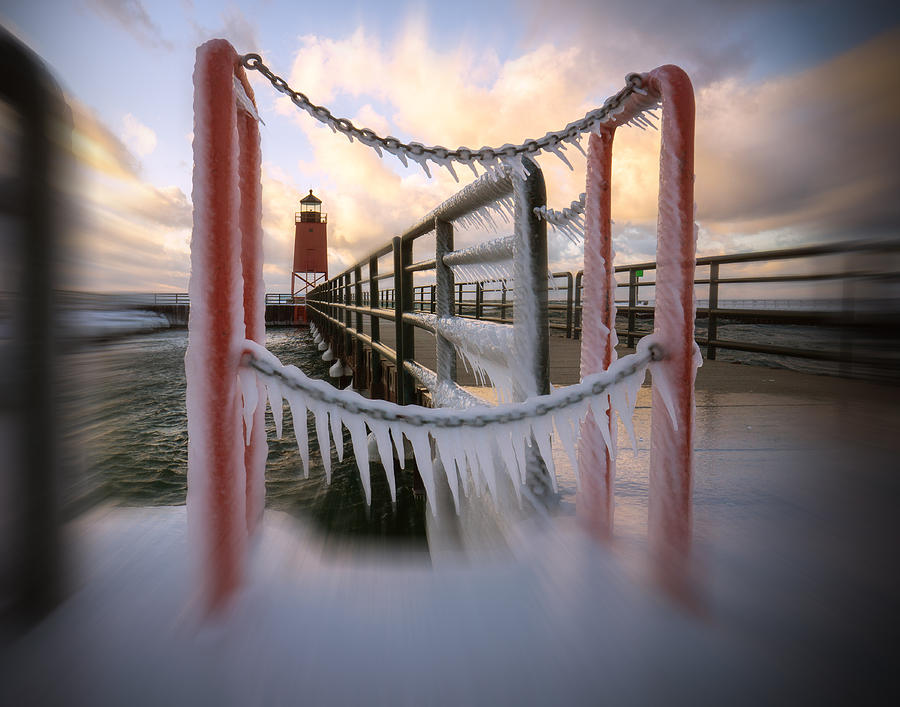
[306,158,555,498]
[190,42,705,611]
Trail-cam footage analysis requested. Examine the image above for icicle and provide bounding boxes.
[345,414,372,505]
[471,428,498,501]
[329,407,345,462]
[611,383,638,455]
[544,142,574,170]
[433,434,460,514]
[407,144,432,178]
[509,422,529,486]
[554,408,581,486]
[589,395,614,456]
[447,427,470,498]
[371,421,397,501]
[266,377,284,439]
[285,388,310,478]
[405,426,437,516]
[530,415,557,493]
[494,427,522,495]
[389,422,406,470]
[238,368,258,445]
[567,134,587,157]
[310,401,332,482]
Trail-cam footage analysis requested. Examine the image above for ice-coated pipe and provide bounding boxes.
[236,61,266,537]
[576,130,618,540]
[186,38,247,613]
[645,66,698,580]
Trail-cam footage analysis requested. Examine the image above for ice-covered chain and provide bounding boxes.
[241,53,652,179]
[243,344,661,429]
[534,193,587,242]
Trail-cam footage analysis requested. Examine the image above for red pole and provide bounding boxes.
[186,39,248,613]
[577,129,618,539]
[645,65,697,577]
[236,66,267,536]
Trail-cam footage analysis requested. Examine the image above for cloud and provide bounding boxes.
[186,4,260,54]
[694,28,900,242]
[63,100,192,290]
[86,0,173,49]
[120,113,157,158]
[269,20,900,278]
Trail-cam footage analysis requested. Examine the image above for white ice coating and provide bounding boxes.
[239,338,652,518]
[452,195,515,232]
[232,76,264,125]
[450,263,513,284]
[443,235,515,266]
[443,235,515,284]
[407,313,518,400]
[534,193,587,243]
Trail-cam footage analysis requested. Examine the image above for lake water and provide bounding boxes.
[60,328,428,547]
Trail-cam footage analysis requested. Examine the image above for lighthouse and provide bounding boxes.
[291,190,328,321]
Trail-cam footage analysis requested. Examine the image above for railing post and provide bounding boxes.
[343,272,352,368]
[577,129,618,538]
[573,271,583,340]
[457,283,463,315]
[627,268,638,348]
[707,262,719,360]
[354,266,363,379]
[393,236,414,404]
[475,281,483,320]
[369,256,383,398]
[513,156,553,504]
[434,218,457,385]
[564,272,574,338]
[186,39,263,612]
[645,66,697,589]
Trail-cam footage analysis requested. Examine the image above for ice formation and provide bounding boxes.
[238,338,655,517]
[534,193,588,243]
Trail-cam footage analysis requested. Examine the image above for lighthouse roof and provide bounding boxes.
[300,189,322,205]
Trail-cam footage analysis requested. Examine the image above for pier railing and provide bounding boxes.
[575,238,900,374]
[306,160,550,410]
[364,238,898,376]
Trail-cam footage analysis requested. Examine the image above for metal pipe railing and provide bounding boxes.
[570,238,900,374]
[306,160,551,418]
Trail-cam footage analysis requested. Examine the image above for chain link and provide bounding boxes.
[240,53,655,175]
[243,344,661,429]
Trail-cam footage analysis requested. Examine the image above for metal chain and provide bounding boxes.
[243,344,661,429]
[240,53,652,175]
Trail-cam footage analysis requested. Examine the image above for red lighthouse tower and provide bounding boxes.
[291,190,328,318]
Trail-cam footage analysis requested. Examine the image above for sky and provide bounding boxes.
[1,0,898,293]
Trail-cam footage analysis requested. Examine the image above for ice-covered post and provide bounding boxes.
[645,66,697,575]
[186,39,264,612]
[577,130,618,539]
[512,156,554,504]
[237,62,266,536]
[576,66,697,567]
